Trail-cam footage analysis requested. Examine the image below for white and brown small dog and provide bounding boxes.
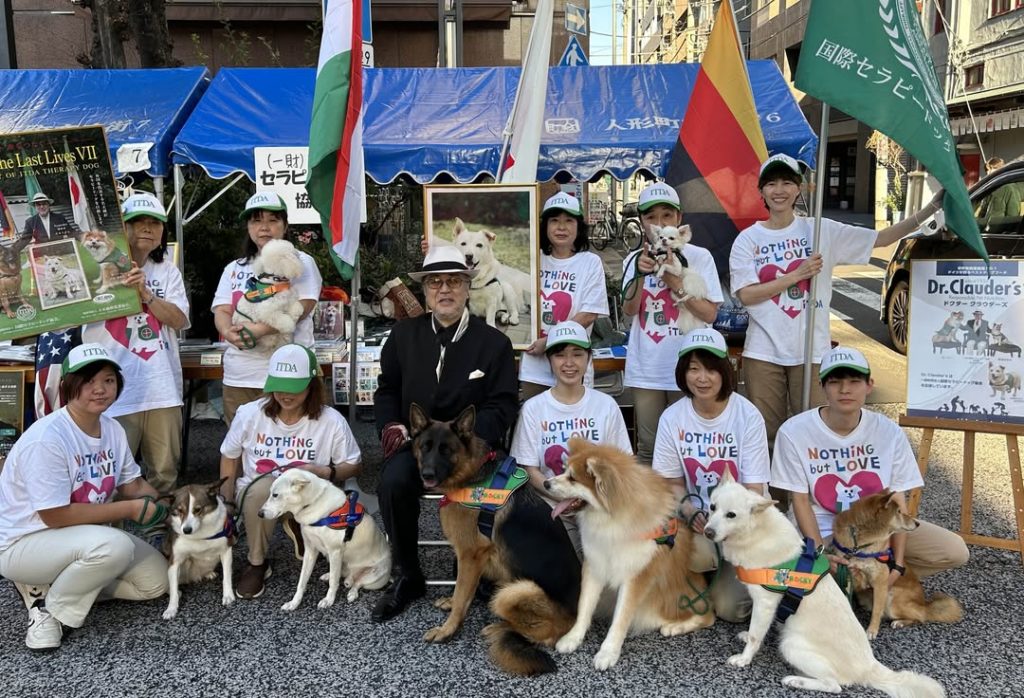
[989,362,1022,398]
[259,469,391,611]
[80,230,131,293]
[649,224,709,333]
[161,479,237,620]
[232,239,305,353]
[38,255,85,300]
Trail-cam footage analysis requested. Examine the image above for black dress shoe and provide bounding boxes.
[372,575,426,622]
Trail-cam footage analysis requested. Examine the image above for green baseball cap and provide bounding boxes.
[62,343,121,376]
[239,192,288,221]
[264,344,321,393]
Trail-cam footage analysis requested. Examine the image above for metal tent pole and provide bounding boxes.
[801,102,830,411]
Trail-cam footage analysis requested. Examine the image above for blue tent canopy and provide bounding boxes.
[172,64,816,184]
[0,68,210,178]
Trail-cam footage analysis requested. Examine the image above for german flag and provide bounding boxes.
[665,0,768,276]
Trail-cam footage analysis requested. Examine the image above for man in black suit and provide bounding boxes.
[20,193,79,244]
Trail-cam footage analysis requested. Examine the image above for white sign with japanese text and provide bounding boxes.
[254,146,319,224]
[906,259,1024,426]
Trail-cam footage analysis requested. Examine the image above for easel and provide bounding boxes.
[899,415,1024,566]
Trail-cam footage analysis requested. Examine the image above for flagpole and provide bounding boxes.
[801,101,829,412]
[348,261,359,428]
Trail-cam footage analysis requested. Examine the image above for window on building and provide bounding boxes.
[964,64,984,90]
[991,0,1024,18]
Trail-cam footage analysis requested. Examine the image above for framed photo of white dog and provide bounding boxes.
[423,184,540,350]
[0,126,142,340]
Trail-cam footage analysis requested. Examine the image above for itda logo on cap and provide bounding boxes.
[543,192,582,216]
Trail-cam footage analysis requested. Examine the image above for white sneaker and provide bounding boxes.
[25,606,62,650]
[14,582,49,610]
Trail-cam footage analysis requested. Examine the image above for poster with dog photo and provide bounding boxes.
[0,126,142,341]
[423,184,540,350]
[906,259,1023,425]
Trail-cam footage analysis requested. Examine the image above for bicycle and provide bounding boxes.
[588,200,645,255]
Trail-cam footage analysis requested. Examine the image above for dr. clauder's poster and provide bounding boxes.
[907,259,1023,425]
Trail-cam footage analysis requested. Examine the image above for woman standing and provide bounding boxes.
[511,320,632,556]
[219,344,361,599]
[212,193,322,426]
[729,154,941,490]
[0,344,168,650]
[519,192,609,399]
[652,328,769,622]
[83,192,189,493]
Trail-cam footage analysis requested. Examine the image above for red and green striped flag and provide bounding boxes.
[665,0,769,273]
[306,0,366,281]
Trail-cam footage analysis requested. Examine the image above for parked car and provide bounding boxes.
[881,161,1024,354]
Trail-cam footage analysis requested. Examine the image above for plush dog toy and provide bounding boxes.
[232,239,305,353]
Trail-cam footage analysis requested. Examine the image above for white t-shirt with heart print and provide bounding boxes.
[729,217,875,366]
[222,398,362,496]
[652,393,769,511]
[519,251,609,387]
[621,244,724,391]
[212,251,323,389]
[82,258,191,416]
[771,407,924,539]
[0,408,142,552]
[510,387,632,481]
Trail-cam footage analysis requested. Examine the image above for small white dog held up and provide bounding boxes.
[649,224,709,334]
[232,239,305,353]
[703,472,945,697]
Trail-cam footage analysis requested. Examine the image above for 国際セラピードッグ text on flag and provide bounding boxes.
[664,0,769,274]
[306,0,367,280]
[794,0,986,261]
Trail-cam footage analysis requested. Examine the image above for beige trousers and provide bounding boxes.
[0,525,167,627]
[116,407,183,494]
[222,386,264,429]
[632,387,684,465]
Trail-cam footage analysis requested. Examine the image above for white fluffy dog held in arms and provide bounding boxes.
[231,238,305,353]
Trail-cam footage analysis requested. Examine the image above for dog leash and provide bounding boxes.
[232,465,295,536]
[619,247,691,303]
[673,493,717,616]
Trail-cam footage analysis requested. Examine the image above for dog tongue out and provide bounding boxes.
[550,498,581,519]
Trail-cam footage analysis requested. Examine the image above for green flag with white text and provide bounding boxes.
[794,0,987,261]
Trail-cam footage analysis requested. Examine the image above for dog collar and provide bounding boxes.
[440,453,527,510]
[205,515,236,541]
[830,540,904,573]
[244,276,291,302]
[311,490,364,542]
[470,276,500,290]
[736,537,829,624]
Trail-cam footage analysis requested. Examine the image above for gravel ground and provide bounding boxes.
[1,404,1020,698]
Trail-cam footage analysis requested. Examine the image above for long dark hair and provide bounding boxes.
[539,210,590,255]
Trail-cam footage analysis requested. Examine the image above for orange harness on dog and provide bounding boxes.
[646,518,680,548]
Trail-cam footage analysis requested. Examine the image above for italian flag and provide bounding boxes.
[306,0,366,280]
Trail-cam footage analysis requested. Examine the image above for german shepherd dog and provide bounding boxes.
[831,491,963,639]
[409,403,581,676]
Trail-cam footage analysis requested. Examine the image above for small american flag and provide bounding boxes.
[34,329,81,418]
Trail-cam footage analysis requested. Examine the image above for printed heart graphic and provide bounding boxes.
[683,457,738,505]
[255,459,306,475]
[813,472,884,514]
[71,476,116,504]
[540,290,573,331]
[544,445,569,476]
[105,312,163,361]
[638,288,678,343]
[758,261,810,320]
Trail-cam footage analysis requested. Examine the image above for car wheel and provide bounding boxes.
[886,279,909,355]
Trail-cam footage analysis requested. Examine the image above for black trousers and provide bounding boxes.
[378,445,425,579]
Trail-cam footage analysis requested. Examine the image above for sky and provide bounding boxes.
[577,1,613,65]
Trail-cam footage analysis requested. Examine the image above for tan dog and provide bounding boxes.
[545,438,714,671]
[79,229,130,293]
[831,490,962,640]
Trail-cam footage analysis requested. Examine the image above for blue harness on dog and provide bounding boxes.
[310,490,365,542]
[205,515,236,541]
